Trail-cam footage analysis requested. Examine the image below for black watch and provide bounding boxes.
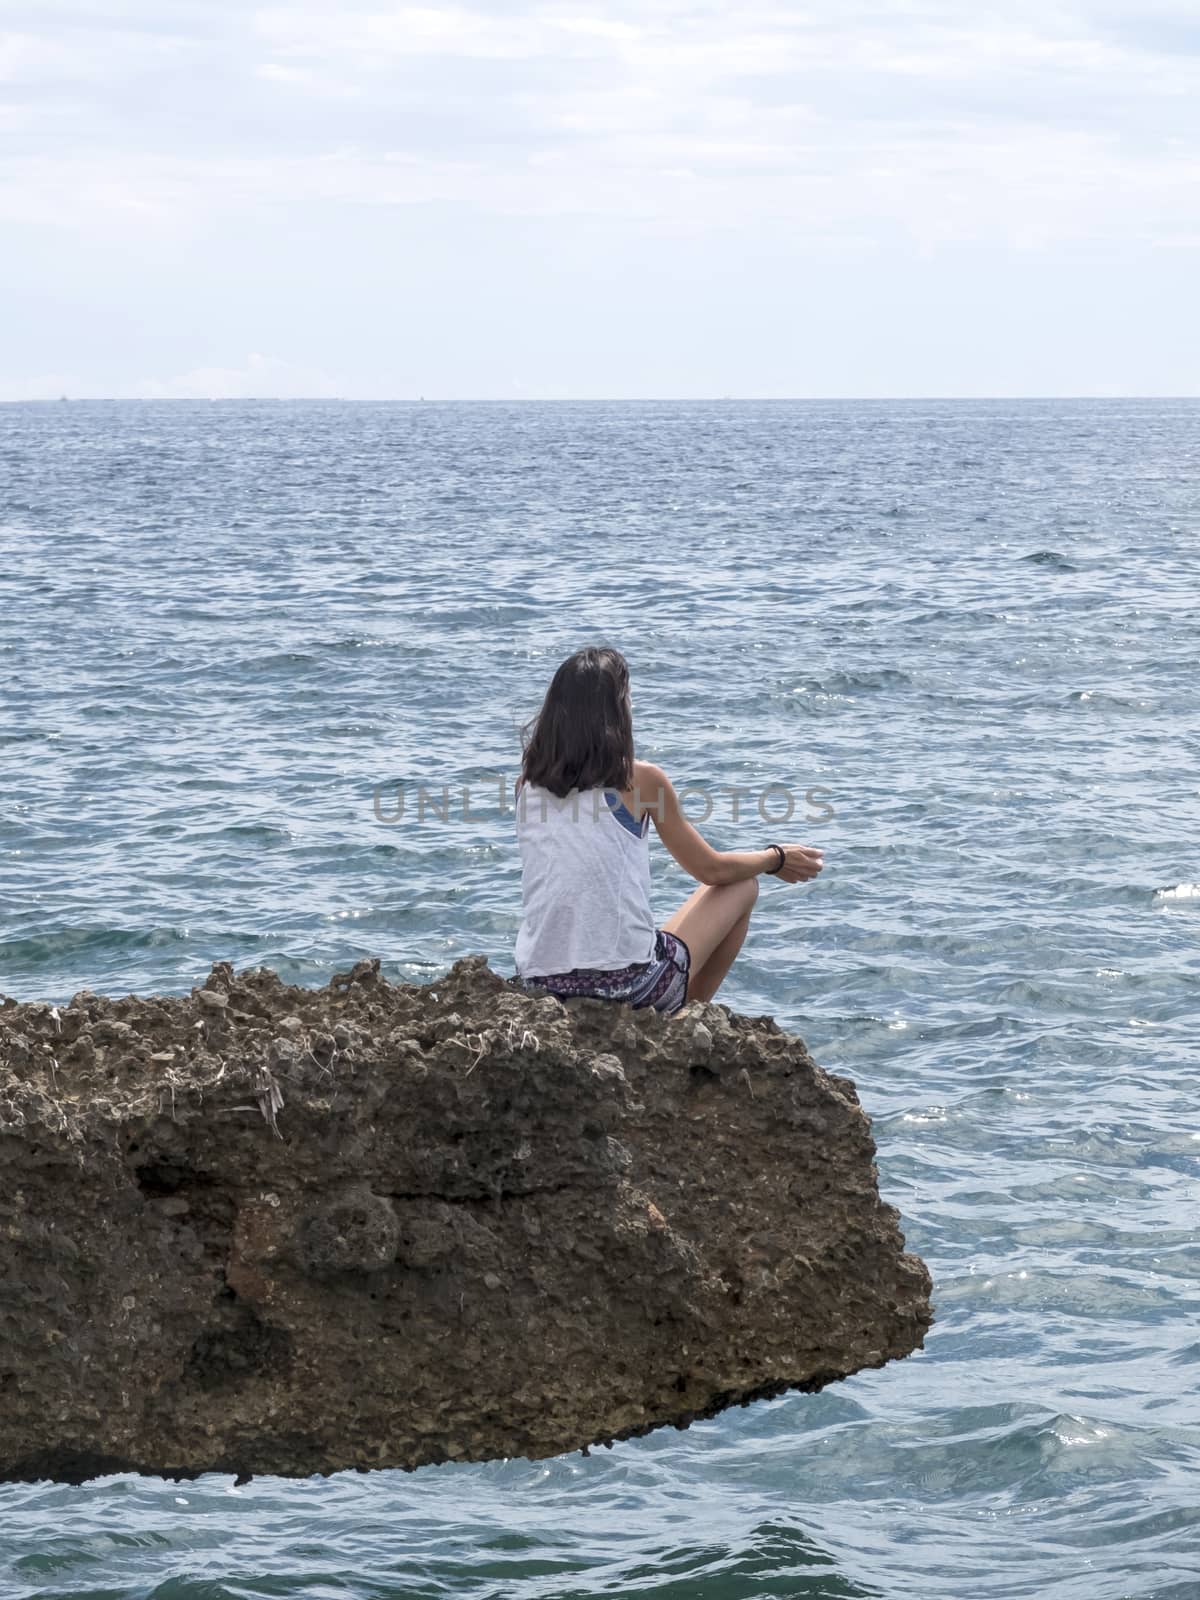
[766,843,786,874]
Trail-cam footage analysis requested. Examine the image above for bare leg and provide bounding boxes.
[663,877,758,1004]
[689,905,754,1002]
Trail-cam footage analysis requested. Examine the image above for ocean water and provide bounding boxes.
[1,398,1198,1600]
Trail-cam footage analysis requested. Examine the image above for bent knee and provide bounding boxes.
[732,875,759,915]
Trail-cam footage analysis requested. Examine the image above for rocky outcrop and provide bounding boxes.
[0,957,932,1484]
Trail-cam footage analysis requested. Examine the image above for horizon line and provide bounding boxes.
[3,393,1199,405]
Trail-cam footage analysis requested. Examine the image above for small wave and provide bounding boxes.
[210,823,295,844]
[1026,1412,1142,1478]
[238,651,318,673]
[904,607,1004,626]
[0,923,197,968]
[787,668,912,697]
[1154,882,1200,904]
[1021,549,1079,572]
[1065,688,1158,711]
[323,635,391,653]
[422,601,542,626]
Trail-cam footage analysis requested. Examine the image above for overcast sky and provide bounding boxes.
[2,1,1198,398]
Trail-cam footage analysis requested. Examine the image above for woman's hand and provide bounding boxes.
[773,844,825,883]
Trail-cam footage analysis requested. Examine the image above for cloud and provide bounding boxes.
[0,0,1195,249]
[0,371,91,402]
[131,352,345,399]
[0,353,346,401]
[1,1,1198,396]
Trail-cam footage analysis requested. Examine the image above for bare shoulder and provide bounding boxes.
[631,759,673,819]
[633,758,670,789]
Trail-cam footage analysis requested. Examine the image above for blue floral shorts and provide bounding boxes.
[517,928,691,1016]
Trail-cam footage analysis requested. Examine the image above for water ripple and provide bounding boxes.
[2,399,1199,1600]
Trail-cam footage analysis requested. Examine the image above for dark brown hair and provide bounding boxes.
[520,646,634,798]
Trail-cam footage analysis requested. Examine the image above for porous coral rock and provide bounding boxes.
[0,956,932,1484]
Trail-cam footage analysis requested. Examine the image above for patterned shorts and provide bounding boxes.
[517,928,692,1016]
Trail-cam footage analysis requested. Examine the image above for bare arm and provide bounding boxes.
[628,761,824,887]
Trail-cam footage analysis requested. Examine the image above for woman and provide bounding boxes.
[512,645,824,1014]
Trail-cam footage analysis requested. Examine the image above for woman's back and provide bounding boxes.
[512,643,824,1009]
[514,782,656,978]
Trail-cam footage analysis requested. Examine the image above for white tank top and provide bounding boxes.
[513,782,657,977]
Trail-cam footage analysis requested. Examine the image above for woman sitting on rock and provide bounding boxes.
[512,644,824,1015]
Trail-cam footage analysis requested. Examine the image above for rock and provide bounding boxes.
[296,1187,400,1274]
[330,959,381,992]
[688,1019,714,1058]
[0,955,932,1485]
[66,1035,95,1066]
[93,1018,134,1043]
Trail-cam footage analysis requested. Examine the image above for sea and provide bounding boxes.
[0,398,1197,1600]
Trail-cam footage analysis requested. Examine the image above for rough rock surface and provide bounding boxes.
[0,956,933,1484]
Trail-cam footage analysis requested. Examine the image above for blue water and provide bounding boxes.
[1,399,1198,1600]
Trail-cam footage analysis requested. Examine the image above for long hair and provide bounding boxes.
[520,646,634,798]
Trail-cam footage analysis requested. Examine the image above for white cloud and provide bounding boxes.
[131,352,345,399]
[0,354,346,401]
[0,371,91,402]
[251,3,641,63]
[254,61,311,82]
[0,0,1195,247]
[1,1,1198,395]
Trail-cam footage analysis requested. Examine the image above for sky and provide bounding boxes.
[1,0,1198,399]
